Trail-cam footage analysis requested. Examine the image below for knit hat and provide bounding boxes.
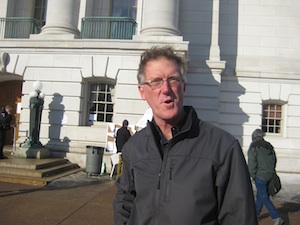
[252,129,264,141]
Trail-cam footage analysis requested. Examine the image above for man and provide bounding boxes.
[115,120,131,178]
[116,119,131,153]
[248,129,284,225]
[113,46,258,225]
[0,105,13,159]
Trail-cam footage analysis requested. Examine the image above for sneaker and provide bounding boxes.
[273,218,284,225]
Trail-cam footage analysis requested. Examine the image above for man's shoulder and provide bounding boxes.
[199,120,236,140]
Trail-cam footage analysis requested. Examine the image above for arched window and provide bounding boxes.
[88,83,114,122]
[262,102,283,134]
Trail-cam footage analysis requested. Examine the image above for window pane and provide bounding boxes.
[112,0,137,19]
[90,93,97,101]
[90,84,98,91]
[106,114,113,122]
[98,93,105,101]
[89,103,96,111]
[97,113,104,121]
[107,104,113,112]
[99,84,106,91]
[98,103,105,111]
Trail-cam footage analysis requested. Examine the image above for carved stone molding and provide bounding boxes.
[0,52,8,73]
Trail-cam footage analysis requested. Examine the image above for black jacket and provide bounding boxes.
[113,106,257,225]
[0,110,12,131]
[116,126,131,153]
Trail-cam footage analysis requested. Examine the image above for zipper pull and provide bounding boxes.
[157,173,161,189]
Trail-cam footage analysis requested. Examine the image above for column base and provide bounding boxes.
[30,34,78,40]
[133,35,183,42]
[13,147,51,159]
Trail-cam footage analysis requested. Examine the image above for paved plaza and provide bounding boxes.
[0,172,299,225]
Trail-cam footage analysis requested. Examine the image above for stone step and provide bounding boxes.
[0,167,83,186]
[0,162,79,178]
[0,151,83,186]
[0,157,69,170]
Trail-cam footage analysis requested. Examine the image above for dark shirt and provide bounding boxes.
[153,112,187,157]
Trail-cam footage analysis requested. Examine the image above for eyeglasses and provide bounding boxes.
[142,77,184,90]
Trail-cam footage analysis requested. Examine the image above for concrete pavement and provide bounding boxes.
[0,171,299,225]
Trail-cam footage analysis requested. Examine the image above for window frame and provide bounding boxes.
[87,81,115,125]
[261,101,285,135]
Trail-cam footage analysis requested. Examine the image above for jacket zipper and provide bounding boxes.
[169,162,174,180]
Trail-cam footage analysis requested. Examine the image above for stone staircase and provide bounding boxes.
[0,152,83,186]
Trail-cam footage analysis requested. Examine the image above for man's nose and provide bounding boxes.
[161,79,172,92]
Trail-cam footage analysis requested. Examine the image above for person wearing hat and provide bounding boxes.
[248,129,284,225]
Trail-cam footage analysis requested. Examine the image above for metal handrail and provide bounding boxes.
[0,17,43,38]
[81,17,136,40]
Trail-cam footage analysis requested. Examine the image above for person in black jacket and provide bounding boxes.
[0,105,13,159]
[116,119,131,153]
[115,120,131,178]
[248,129,284,225]
[113,46,258,225]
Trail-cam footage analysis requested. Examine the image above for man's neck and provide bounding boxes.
[154,110,186,141]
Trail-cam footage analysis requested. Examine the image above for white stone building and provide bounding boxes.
[0,0,299,172]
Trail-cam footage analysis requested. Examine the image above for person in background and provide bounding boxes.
[0,105,13,159]
[248,129,284,225]
[113,46,258,225]
[115,119,131,178]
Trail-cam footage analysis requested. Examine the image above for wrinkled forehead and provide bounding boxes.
[144,58,181,77]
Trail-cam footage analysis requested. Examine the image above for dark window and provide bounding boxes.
[88,83,114,122]
[112,0,137,19]
[262,103,282,134]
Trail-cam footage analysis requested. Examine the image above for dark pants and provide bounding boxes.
[0,129,6,157]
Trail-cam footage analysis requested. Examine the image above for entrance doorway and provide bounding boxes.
[0,80,22,145]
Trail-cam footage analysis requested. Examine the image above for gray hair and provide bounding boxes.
[252,129,264,142]
[137,46,188,85]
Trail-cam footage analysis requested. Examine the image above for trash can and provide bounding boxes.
[86,146,104,176]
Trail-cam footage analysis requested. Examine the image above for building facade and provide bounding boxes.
[0,0,299,172]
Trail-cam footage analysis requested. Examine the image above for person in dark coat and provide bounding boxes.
[113,46,258,225]
[116,119,131,153]
[248,129,284,225]
[115,120,131,178]
[0,105,13,159]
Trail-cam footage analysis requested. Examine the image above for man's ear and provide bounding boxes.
[138,85,146,101]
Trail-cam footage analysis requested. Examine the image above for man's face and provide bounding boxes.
[138,57,186,126]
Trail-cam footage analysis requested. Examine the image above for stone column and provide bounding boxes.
[38,0,80,38]
[137,0,181,38]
